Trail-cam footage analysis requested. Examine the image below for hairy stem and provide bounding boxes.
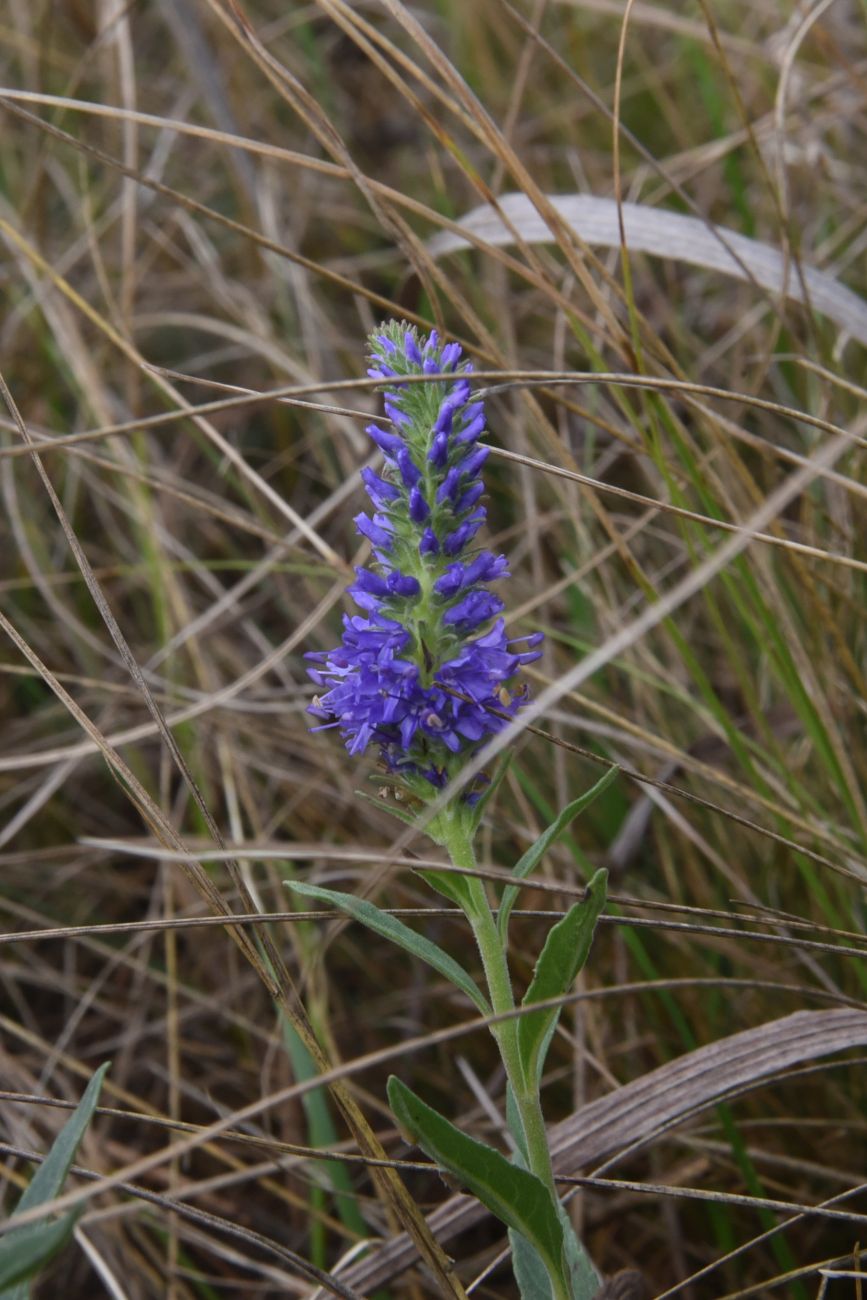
[438,808,568,1297]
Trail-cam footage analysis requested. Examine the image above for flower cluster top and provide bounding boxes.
[307,321,542,795]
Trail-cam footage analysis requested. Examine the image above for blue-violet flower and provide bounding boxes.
[306,321,543,795]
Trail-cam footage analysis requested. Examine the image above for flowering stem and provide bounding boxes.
[438,810,572,1297]
[306,322,561,1292]
[437,809,562,1197]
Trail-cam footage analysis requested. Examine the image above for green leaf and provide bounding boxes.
[0,1062,110,1298]
[511,1201,600,1300]
[518,870,608,1088]
[415,867,475,910]
[286,880,490,1015]
[387,1077,567,1289]
[508,1110,600,1299]
[498,767,618,942]
[511,1227,557,1299]
[507,1127,559,1300]
[356,788,420,829]
[559,1203,601,1299]
[351,787,480,908]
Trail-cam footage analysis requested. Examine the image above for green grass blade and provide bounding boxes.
[12,1062,109,1215]
[0,1062,109,1298]
[280,1020,368,1247]
[0,1214,81,1294]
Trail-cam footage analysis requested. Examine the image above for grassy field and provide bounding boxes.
[1,2,866,1296]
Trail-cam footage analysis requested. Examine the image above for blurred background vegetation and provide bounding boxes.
[0,1,866,1296]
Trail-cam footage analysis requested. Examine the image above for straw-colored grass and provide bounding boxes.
[1,2,865,1296]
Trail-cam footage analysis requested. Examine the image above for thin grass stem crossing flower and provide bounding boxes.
[307,321,542,795]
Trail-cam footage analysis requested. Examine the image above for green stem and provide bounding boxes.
[438,809,569,1297]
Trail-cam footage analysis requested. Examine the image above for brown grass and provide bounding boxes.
[0,2,866,1296]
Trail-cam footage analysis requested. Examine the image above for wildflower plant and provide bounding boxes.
[292,322,614,1299]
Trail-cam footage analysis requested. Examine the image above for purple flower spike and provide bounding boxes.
[443,510,485,556]
[443,590,504,631]
[455,409,486,444]
[464,551,509,585]
[409,486,430,523]
[429,432,449,467]
[508,630,544,665]
[434,563,465,598]
[397,447,421,488]
[361,467,400,507]
[419,527,440,556]
[386,571,422,598]
[354,512,393,550]
[457,444,490,480]
[367,423,404,457]
[306,321,542,795]
[515,646,543,666]
[353,567,389,596]
[433,407,453,438]
[455,480,485,515]
[436,467,462,505]
[385,401,411,428]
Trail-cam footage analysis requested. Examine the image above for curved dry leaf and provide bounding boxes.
[337,1008,867,1291]
[427,194,867,348]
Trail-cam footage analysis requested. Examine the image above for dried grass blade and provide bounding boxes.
[429,193,867,347]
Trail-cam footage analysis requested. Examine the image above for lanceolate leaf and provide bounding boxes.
[559,1202,601,1298]
[511,1211,600,1300]
[387,1077,567,1289]
[356,788,420,829]
[498,768,618,942]
[509,1096,601,1299]
[415,867,475,911]
[286,880,490,1016]
[518,870,608,1088]
[510,1227,557,1300]
[0,1062,110,1298]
